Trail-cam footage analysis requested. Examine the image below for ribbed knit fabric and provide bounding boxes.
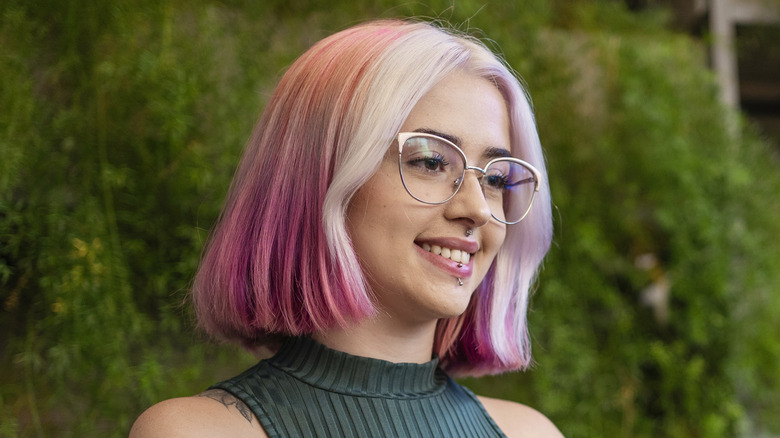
[210,337,507,437]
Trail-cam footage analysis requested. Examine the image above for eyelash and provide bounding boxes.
[408,154,450,171]
[485,174,510,189]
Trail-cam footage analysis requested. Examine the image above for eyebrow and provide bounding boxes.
[412,128,512,160]
[413,128,462,145]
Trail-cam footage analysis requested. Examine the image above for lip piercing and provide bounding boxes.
[457,263,463,268]
[465,229,473,237]
[457,278,463,286]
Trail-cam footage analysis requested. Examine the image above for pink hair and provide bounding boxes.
[192,19,553,376]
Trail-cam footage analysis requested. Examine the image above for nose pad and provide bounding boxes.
[448,170,492,226]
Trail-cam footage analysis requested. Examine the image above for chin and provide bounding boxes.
[428,288,475,320]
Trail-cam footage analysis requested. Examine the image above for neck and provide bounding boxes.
[312,315,438,364]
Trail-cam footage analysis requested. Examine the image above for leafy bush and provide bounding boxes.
[465,4,780,437]
[2,1,778,436]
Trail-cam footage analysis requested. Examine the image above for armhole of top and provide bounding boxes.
[451,379,508,438]
[209,381,278,438]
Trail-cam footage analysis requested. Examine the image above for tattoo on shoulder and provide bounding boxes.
[199,389,253,424]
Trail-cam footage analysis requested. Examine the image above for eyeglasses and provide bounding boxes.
[397,132,540,225]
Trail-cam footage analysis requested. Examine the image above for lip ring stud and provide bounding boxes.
[465,229,473,237]
[457,278,464,286]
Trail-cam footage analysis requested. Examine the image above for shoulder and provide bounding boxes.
[129,389,267,438]
[477,395,564,438]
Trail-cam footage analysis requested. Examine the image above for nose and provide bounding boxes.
[445,169,492,226]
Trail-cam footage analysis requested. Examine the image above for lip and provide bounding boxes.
[415,236,479,254]
[414,237,478,279]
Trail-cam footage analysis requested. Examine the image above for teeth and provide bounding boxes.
[420,243,471,263]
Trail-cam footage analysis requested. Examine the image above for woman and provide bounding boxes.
[131,19,561,437]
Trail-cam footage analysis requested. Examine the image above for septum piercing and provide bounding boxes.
[457,278,463,286]
[465,229,473,237]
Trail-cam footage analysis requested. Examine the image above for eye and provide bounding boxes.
[484,173,509,190]
[407,154,450,173]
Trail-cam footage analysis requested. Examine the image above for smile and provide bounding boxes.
[419,243,472,264]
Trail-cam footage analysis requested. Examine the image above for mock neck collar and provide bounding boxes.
[268,336,447,398]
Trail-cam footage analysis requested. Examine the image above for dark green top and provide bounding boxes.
[211,336,507,437]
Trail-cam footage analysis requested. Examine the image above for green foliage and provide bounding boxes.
[2,0,779,436]
[464,4,780,437]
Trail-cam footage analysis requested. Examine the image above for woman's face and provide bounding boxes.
[347,70,510,325]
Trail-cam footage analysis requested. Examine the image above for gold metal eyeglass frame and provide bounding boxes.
[396,132,541,225]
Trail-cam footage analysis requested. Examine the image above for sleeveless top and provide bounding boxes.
[210,336,507,437]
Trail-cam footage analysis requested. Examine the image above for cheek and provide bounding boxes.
[484,224,507,261]
[346,192,378,246]
[345,175,396,254]
[346,165,416,239]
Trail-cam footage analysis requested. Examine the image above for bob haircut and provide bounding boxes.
[193,19,553,377]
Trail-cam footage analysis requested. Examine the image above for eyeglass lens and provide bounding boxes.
[399,135,536,224]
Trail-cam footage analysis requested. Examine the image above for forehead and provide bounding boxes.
[399,71,511,159]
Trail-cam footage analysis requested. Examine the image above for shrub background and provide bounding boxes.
[2,1,779,437]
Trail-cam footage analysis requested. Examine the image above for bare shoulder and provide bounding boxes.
[129,389,266,438]
[478,396,564,438]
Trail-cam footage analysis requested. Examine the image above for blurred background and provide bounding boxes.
[2,0,779,436]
